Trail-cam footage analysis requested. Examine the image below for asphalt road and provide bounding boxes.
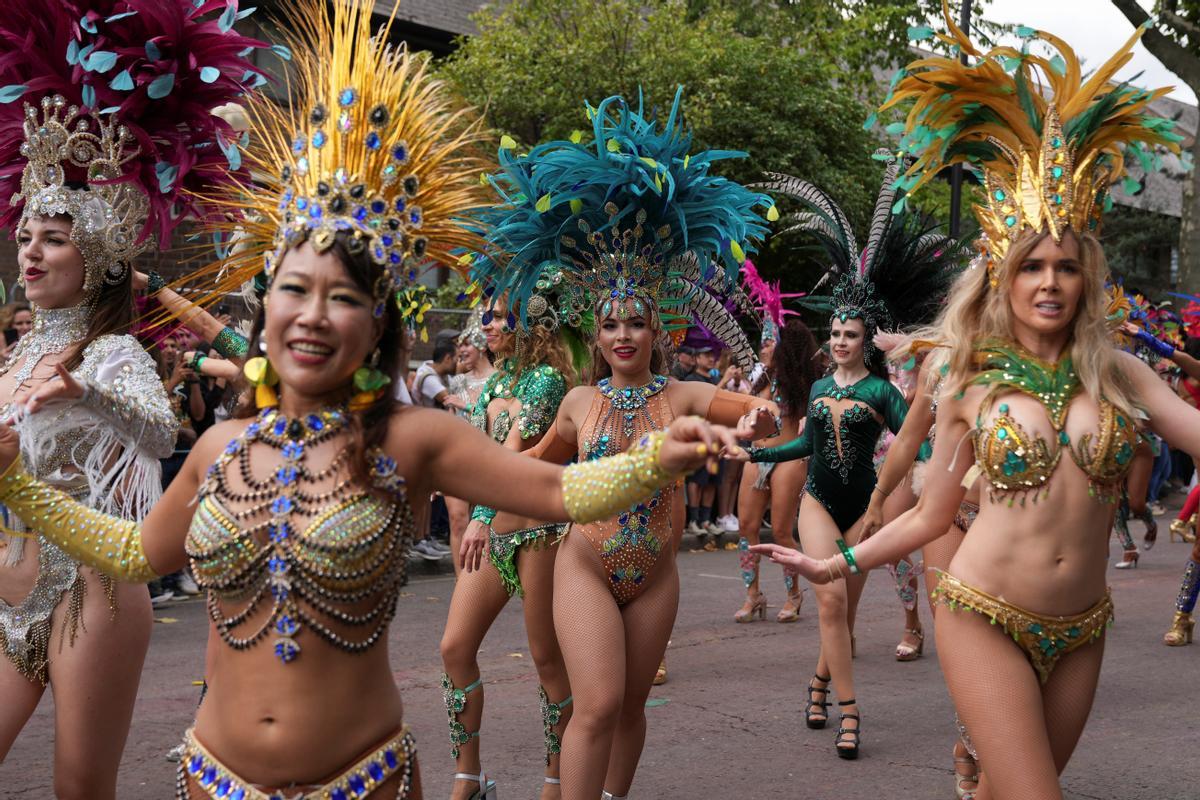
[3,495,1199,799]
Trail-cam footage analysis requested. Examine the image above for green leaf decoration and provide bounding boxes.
[109,70,134,91]
[0,85,27,104]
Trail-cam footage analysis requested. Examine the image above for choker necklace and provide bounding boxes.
[587,375,668,459]
[2,304,91,392]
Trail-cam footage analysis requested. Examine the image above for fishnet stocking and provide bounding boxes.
[736,460,805,596]
[552,532,678,800]
[935,599,1105,800]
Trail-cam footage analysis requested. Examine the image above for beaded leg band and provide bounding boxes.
[176,725,415,800]
[886,556,923,611]
[538,685,573,765]
[1176,559,1200,614]
[442,673,483,759]
[737,537,759,588]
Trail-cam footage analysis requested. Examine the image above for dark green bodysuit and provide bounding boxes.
[751,373,908,532]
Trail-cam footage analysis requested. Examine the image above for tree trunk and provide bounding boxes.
[1179,133,1200,292]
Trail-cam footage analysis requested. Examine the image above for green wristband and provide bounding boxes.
[471,505,497,525]
[212,326,250,359]
[835,537,860,575]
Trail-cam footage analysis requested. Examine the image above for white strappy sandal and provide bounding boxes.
[453,770,497,800]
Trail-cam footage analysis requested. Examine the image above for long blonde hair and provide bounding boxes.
[915,228,1138,419]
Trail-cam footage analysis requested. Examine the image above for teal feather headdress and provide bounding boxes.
[470,87,773,341]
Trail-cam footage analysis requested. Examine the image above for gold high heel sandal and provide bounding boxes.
[776,589,804,623]
[734,591,767,623]
[1164,611,1195,646]
[895,626,924,661]
[1170,515,1197,543]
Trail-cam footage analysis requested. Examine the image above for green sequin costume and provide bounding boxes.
[469,358,568,596]
[751,373,908,532]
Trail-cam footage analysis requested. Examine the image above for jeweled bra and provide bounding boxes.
[970,342,1138,505]
[186,407,411,664]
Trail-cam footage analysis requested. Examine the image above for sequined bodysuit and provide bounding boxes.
[0,308,175,684]
[752,373,908,532]
[573,379,675,604]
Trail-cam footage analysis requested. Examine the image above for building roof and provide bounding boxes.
[372,0,488,37]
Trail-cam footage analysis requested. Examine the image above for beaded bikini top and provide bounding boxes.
[186,407,412,664]
[970,342,1137,505]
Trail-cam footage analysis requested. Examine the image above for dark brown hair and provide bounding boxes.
[236,232,403,492]
[64,267,136,371]
[770,318,822,415]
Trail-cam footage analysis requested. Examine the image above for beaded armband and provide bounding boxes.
[146,270,166,295]
[835,537,860,575]
[212,326,250,359]
[0,460,157,582]
[471,505,498,525]
[561,429,680,523]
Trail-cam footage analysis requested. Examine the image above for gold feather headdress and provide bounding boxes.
[190,0,492,318]
[881,1,1182,273]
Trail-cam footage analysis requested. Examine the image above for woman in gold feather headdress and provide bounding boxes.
[753,5,1200,797]
[0,2,736,798]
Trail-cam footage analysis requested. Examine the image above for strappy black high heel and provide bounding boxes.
[804,674,831,729]
[835,698,860,760]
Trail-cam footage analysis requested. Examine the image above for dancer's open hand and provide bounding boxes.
[659,416,743,475]
[748,543,832,585]
[459,519,490,573]
[859,501,884,540]
[23,365,84,415]
[734,406,779,442]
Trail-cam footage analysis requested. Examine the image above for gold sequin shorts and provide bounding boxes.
[933,571,1112,684]
[176,725,415,800]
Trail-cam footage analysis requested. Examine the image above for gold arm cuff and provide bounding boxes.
[560,429,680,524]
[0,461,157,582]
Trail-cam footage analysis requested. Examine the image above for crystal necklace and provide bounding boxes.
[586,375,668,460]
[1,304,91,393]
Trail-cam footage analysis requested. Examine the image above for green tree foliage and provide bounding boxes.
[436,0,893,288]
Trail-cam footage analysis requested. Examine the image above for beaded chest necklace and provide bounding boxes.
[586,375,668,460]
[0,305,90,393]
[190,406,411,664]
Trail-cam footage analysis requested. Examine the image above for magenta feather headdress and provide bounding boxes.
[0,0,272,254]
[740,258,802,342]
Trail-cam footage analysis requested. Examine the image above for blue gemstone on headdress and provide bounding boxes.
[374,245,385,260]
[310,205,323,219]
[296,197,308,211]
[384,749,398,769]
[371,200,386,214]
[338,87,358,107]
[392,144,407,161]
[189,755,204,774]
[272,496,294,514]
[349,774,366,795]
[312,130,327,149]
[373,302,385,318]
[409,208,422,225]
[365,132,381,150]
[389,252,401,264]
[368,762,385,781]
[292,136,304,154]
[380,235,394,247]
[216,778,232,797]
[394,197,406,213]
[353,206,367,222]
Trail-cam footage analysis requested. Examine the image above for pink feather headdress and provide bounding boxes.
[740,258,803,342]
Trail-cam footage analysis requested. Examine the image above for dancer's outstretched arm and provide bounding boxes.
[861,365,937,537]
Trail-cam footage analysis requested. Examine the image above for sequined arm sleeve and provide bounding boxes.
[561,430,684,523]
[516,366,568,440]
[79,342,178,460]
[0,461,157,581]
[879,380,910,436]
[748,425,812,463]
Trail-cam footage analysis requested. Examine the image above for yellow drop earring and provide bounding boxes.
[243,354,279,409]
[351,348,391,411]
